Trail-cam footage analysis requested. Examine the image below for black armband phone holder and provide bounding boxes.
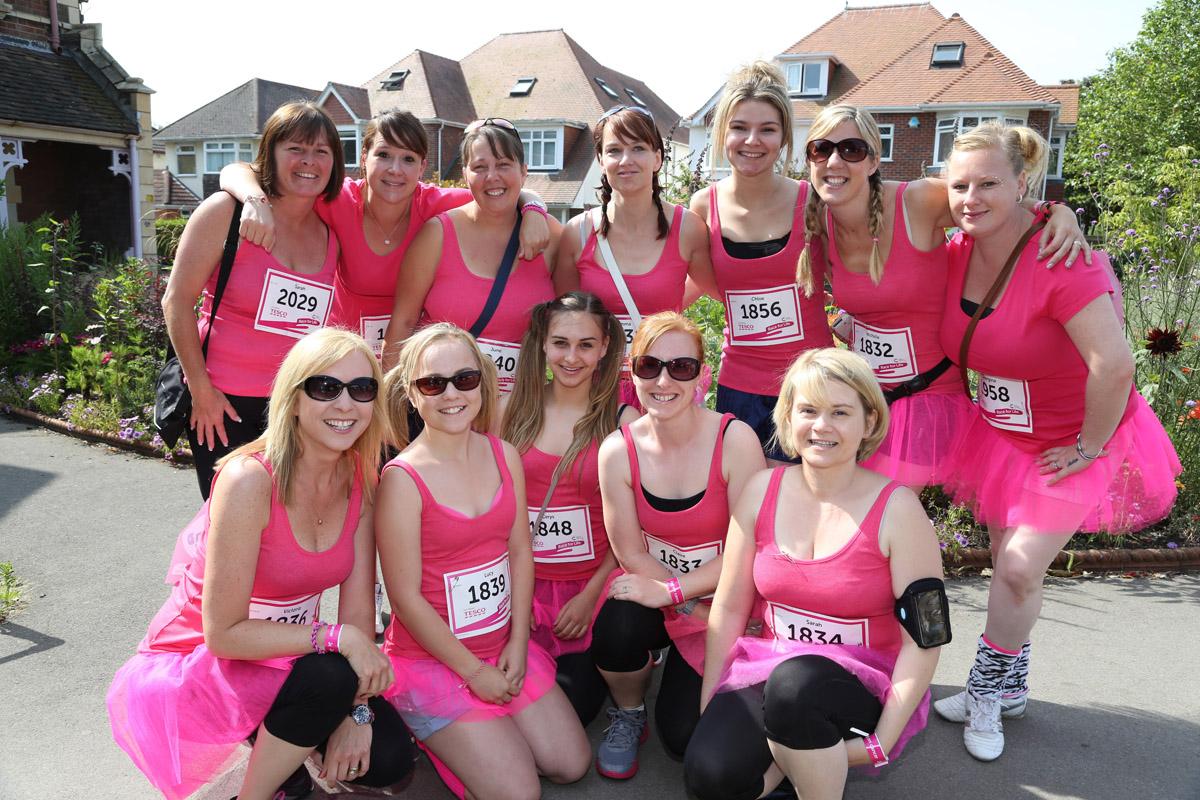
[895,577,951,649]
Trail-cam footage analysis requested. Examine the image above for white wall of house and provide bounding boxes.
[164,138,259,197]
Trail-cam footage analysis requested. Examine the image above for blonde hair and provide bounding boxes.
[950,122,1049,199]
[711,61,794,172]
[502,292,625,491]
[772,348,888,461]
[629,311,705,363]
[797,105,886,295]
[383,323,498,450]
[219,328,387,504]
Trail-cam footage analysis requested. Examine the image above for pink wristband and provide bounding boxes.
[311,621,328,654]
[666,577,684,605]
[521,202,548,218]
[863,733,889,767]
[325,623,341,654]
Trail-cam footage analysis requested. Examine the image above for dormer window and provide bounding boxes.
[785,61,827,97]
[931,42,965,67]
[510,77,537,96]
[626,88,646,106]
[595,78,619,99]
[381,70,409,90]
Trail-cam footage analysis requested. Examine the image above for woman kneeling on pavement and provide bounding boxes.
[685,348,945,800]
[107,328,412,800]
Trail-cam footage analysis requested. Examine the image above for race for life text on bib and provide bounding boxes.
[529,504,595,564]
[254,269,333,339]
[248,591,322,626]
[443,552,511,640]
[360,315,390,360]
[725,285,804,347]
[978,374,1033,433]
[851,320,918,382]
[477,338,521,395]
[767,601,868,647]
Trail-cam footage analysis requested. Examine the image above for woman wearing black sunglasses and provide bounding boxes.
[590,312,764,778]
[376,323,590,799]
[795,104,1088,490]
[109,328,415,800]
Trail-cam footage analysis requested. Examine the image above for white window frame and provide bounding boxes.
[932,112,1027,165]
[519,128,563,171]
[338,126,360,169]
[595,77,619,99]
[1047,134,1065,178]
[785,61,828,97]
[626,88,646,107]
[204,140,254,173]
[931,42,965,66]
[510,77,537,96]
[877,124,894,162]
[175,144,196,176]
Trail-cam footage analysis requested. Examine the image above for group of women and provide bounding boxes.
[108,59,1179,800]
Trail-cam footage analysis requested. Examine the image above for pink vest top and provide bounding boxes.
[197,229,339,397]
[324,179,472,352]
[753,467,902,656]
[142,453,362,655]
[522,441,609,581]
[827,183,959,393]
[623,413,733,575]
[382,434,518,660]
[708,182,833,395]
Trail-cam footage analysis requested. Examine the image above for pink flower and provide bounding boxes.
[100,352,113,365]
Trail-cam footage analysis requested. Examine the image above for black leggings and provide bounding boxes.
[555,650,609,727]
[187,392,269,500]
[591,598,704,758]
[684,655,882,800]
[262,653,416,788]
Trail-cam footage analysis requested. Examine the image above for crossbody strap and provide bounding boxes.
[469,215,522,338]
[593,208,642,330]
[165,201,242,364]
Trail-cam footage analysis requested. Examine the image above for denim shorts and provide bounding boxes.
[715,384,800,464]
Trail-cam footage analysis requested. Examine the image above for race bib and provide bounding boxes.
[443,553,511,639]
[851,320,918,382]
[477,338,521,395]
[978,374,1033,433]
[725,285,804,347]
[767,601,867,647]
[254,269,333,339]
[615,314,636,357]
[529,504,595,563]
[248,591,321,626]
[360,314,390,360]
[643,532,721,576]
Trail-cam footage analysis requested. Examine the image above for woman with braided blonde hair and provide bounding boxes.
[796,104,1090,489]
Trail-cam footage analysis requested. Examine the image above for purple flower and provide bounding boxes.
[1075,208,1085,214]
[954,532,969,547]
[1167,542,1179,549]
[1186,400,1197,408]
[938,541,947,550]
[1125,229,1137,237]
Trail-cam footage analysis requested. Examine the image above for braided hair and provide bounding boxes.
[594,107,670,240]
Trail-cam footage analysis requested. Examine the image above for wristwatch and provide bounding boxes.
[350,703,375,726]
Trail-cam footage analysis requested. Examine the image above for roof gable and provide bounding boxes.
[366,50,474,123]
[323,82,371,121]
[1042,83,1079,125]
[156,78,319,140]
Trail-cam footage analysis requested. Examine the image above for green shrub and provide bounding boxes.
[155,217,187,264]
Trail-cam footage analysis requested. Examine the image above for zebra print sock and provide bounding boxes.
[1001,641,1031,698]
[966,635,1020,701]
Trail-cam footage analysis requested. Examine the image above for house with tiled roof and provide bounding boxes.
[687,3,1079,199]
[1,0,156,257]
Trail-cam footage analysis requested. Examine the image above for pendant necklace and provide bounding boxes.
[365,198,404,245]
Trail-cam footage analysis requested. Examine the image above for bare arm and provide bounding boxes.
[553,214,585,296]
[598,431,674,583]
[381,218,444,371]
[219,161,276,250]
[681,207,719,307]
[515,190,550,261]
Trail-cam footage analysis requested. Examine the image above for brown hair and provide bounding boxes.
[593,108,669,240]
[460,122,526,168]
[772,348,888,461]
[711,61,794,171]
[253,101,344,203]
[360,111,429,176]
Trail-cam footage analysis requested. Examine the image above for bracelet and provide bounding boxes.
[862,733,890,767]
[1075,434,1106,461]
[521,201,548,217]
[325,623,342,654]
[311,620,328,654]
[666,577,685,605]
[1033,199,1063,223]
[245,194,271,206]
[460,660,486,688]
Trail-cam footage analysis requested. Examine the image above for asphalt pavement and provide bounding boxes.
[1,415,1198,800]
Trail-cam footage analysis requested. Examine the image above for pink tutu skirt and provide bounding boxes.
[106,646,295,800]
[717,637,929,762]
[941,393,1180,534]
[530,575,611,659]
[862,389,974,488]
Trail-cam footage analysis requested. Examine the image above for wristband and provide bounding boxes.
[245,194,271,207]
[521,200,548,218]
[862,732,890,767]
[311,621,328,654]
[325,623,342,654]
[666,577,685,605]
[1033,199,1063,223]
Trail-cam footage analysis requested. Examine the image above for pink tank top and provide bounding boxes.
[142,453,362,655]
[826,183,958,393]
[708,182,833,395]
[382,434,517,660]
[753,467,902,656]
[421,212,555,393]
[197,228,338,397]
[622,413,733,576]
[324,179,472,355]
[522,441,609,582]
[578,205,688,350]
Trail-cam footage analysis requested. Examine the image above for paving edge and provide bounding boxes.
[5,407,1196,574]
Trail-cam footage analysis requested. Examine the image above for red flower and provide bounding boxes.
[1145,327,1183,357]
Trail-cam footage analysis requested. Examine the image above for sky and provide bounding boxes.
[79,0,1156,130]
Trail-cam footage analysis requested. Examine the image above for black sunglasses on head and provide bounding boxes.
[631,356,702,382]
[805,137,873,164]
[303,375,378,403]
[413,369,483,396]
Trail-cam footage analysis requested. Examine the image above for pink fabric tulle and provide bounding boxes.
[106,646,294,800]
[941,392,1180,533]
[530,574,612,659]
[862,389,974,488]
[717,636,929,763]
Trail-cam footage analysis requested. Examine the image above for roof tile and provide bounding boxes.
[0,39,138,135]
[156,78,319,139]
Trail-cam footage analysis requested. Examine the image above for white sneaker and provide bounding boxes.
[935,690,1026,722]
[963,693,1005,761]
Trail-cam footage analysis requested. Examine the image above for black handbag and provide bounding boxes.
[153,203,243,448]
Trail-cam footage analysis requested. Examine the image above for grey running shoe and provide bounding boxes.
[595,706,649,779]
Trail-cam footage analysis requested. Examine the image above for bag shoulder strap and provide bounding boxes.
[167,201,242,363]
[468,215,522,338]
[593,208,642,328]
[957,222,1044,400]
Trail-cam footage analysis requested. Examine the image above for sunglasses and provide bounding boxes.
[413,369,483,396]
[303,375,378,403]
[598,105,654,123]
[631,356,702,382]
[465,117,517,134]
[805,138,872,164]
